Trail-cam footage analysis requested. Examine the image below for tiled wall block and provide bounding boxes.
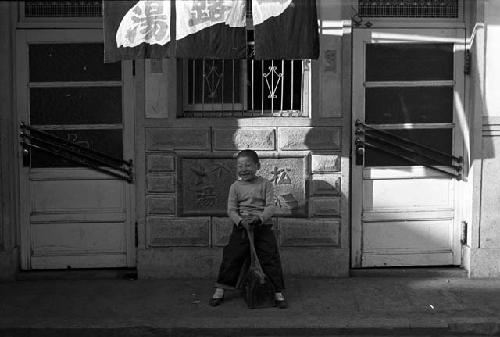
[147,174,175,193]
[311,154,340,172]
[146,128,210,151]
[213,128,276,151]
[311,175,341,196]
[146,195,175,215]
[310,197,341,217]
[279,218,340,247]
[212,217,279,247]
[147,154,175,172]
[147,217,209,247]
[278,127,341,151]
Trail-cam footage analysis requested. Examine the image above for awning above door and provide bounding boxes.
[103,0,319,62]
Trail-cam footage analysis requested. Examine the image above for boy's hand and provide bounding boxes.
[240,216,261,230]
[239,217,252,231]
[247,215,262,227]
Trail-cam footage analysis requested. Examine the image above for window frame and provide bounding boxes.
[182,59,246,114]
[179,57,312,118]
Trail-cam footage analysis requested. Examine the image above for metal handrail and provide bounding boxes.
[356,139,461,180]
[21,133,131,175]
[20,122,132,168]
[21,142,133,183]
[362,131,462,172]
[355,119,463,164]
[20,123,133,183]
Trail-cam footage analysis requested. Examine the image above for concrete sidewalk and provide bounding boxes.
[1,271,500,336]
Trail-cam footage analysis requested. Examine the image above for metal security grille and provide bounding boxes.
[183,58,307,117]
[358,0,459,18]
[24,1,102,17]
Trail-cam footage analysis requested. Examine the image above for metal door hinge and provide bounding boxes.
[461,221,468,245]
[135,221,138,247]
[464,50,471,75]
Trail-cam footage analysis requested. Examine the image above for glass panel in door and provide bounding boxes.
[364,43,455,168]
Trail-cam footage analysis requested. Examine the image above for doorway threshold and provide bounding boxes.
[350,266,467,278]
[16,268,138,281]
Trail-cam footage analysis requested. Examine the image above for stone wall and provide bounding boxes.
[137,0,351,278]
[139,126,348,278]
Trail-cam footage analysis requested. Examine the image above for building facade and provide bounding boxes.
[0,0,498,280]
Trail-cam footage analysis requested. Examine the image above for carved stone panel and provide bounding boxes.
[179,158,236,216]
[179,156,307,217]
[259,157,308,217]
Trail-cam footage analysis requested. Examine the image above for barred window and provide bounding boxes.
[182,58,309,118]
[24,1,102,18]
[358,0,460,19]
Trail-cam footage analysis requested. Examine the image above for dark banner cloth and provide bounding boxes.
[104,0,246,62]
[104,0,319,62]
[253,0,320,60]
[174,23,246,59]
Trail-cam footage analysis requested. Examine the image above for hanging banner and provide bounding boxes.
[175,0,247,58]
[252,0,320,60]
[104,1,174,62]
[104,0,246,62]
[104,0,320,62]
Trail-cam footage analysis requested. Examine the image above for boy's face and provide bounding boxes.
[237,156,260,181]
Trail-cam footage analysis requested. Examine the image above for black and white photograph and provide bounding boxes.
[0,1,499,336]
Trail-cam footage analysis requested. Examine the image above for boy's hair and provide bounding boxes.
[237,149,260,164]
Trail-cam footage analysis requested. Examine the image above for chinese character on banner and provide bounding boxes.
[116,1,171,48]
[176,0,246,41]
[189,0,229,26]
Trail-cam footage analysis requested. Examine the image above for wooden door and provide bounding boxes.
[17,29,135,269]
[351,29,465,267]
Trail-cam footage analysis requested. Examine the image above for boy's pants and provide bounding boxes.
[216,224,285,292]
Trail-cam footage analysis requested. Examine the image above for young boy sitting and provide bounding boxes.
[209,149,287,309]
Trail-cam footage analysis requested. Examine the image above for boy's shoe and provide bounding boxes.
[208,297,223,306]
[275,298,288,309]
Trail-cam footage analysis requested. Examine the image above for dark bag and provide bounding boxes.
[242,228,276,309]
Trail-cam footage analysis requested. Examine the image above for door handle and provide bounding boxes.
[20,127,31,167]
[21,142,30,167]
[355,137,364,166]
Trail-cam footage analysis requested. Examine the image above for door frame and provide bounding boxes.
[16,29,136,269]
[351,28,466,268]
